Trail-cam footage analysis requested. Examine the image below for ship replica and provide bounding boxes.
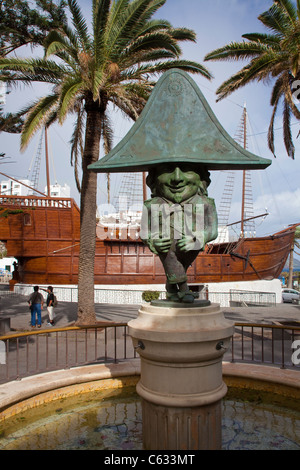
[0,175,297,288]
[0,75,298,288]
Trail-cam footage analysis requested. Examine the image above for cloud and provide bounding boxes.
[254,188,300,232]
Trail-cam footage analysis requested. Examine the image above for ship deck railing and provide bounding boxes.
[0,195,74,208]
[0,322,299,384]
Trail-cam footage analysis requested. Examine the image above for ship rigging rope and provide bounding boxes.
[48,131,58,184]
[27,128,43,180]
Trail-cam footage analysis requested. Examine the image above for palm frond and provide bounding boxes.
[106,0,162,54]
[67,0,91,51]
[297,0,300,18]
[93,0,111,66]
[58,76,84,123]
[122,49,176,69]
[110,87,140,120]
[130,59,212,80]
[168,27,197,43]
[121,81,153,100]
[122,32,181,58]
[205,41,271,62]
[60,22,81,50]
[70,101,85,192]
[105,0,130,44]
[135,0,166,26]
[92,69,105,101]
[242,32,281,45]
[270,74,285,105]
[268,95,280,156]
[283,95,295,158]
[44,30,78,64]
[101,112,113,155]
[258,3,290,37]
[137,18,172,35]
[0,57,67,83]
[215,52,281,101]
[21,94,59,149]
[277,0,298,24]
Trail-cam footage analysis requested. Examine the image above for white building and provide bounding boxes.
[0,179,34,196]
[45,183,71,198]
[0,82,6,105]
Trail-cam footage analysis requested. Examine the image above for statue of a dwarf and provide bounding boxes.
[141,163,218,303]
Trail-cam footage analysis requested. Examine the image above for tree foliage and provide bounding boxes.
[205,0,300,159]
[0,0,212,324]
[0,0,68,136]
[0,0,67,56]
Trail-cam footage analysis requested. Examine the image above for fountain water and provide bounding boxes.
[0,381,299,450]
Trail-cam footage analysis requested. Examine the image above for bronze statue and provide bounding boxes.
[89,69,271,304]
[141,163,217,302]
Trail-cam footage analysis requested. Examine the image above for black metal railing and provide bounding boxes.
[0,322,299,384]
[227,322,300,369]
[0,323,137,384]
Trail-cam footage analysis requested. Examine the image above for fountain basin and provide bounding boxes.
[0,362,299,450]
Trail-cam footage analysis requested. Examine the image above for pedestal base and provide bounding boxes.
[128,301,234,450]
[141,398,222,451]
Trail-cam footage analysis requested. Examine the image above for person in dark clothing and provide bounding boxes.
[28,286,44,328]
[41,286,55,326]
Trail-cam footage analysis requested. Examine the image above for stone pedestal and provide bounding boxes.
[128,301,234,450]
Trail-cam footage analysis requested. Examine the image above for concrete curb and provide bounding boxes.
[0,359,141,418]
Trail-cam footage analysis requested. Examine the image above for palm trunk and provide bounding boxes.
[76,98,102,325]
[288,243,294,289]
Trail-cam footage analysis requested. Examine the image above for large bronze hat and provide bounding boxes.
[89,69,271,173]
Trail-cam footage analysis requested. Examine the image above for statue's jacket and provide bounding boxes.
[141,193,218,256]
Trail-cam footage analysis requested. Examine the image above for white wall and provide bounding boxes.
[14,279,282,307]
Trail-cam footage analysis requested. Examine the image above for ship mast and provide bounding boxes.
[217,104,256,240]
[241,104,247,238]
[45,127,51,196]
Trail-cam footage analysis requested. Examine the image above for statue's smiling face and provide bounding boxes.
[156,164,201,204]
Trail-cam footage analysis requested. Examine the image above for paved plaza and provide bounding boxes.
[0,287,299,332]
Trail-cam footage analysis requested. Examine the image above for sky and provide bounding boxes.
[1,0,300,243]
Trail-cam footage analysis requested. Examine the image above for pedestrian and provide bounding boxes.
[28,286,44,328]
[41,286,55,326]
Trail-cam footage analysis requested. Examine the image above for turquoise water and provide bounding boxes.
[0,388,299,450]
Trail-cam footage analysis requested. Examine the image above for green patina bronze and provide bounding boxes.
[89,69,271,304]
[89,69,271,173]
[141,163,218,303]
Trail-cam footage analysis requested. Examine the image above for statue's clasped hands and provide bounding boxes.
[152,236,202,254]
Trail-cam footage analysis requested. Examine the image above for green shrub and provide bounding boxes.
[142,290,160,302]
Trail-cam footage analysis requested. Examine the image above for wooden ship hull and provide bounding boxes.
[0,195,296,287]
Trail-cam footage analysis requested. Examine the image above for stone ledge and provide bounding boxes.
[223,362,300,398]
[1,361,299,420]
[0,359,141,417]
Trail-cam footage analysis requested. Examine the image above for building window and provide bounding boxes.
[23,213,31,226]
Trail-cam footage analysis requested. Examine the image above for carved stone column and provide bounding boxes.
[128,301,234,450]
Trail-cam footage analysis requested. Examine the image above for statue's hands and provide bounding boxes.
[152,238,172,253]
[177,236,203,252]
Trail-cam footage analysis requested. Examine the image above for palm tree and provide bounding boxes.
[0,0,212,324]
[0,1,68,139]
[205,0,300,159]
